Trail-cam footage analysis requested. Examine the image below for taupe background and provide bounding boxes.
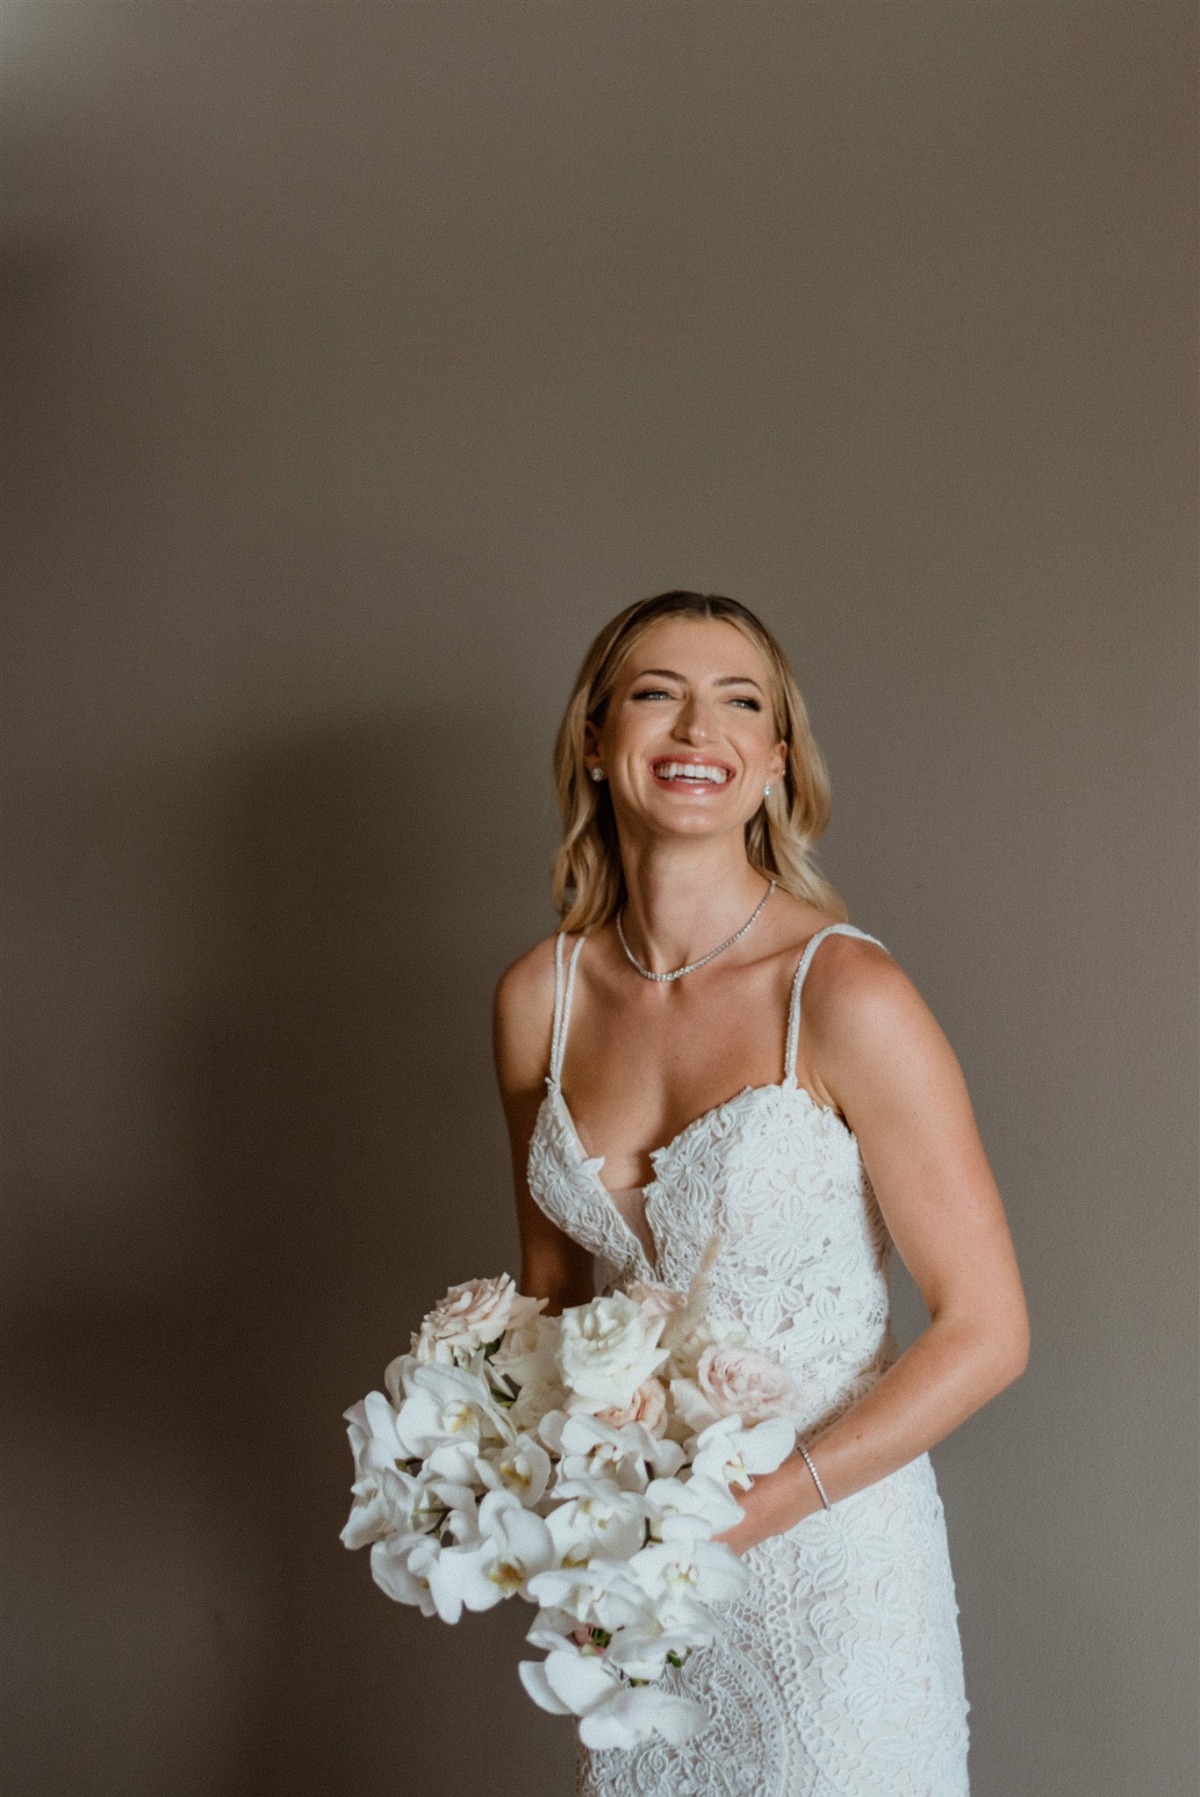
[3,3,1196,1794]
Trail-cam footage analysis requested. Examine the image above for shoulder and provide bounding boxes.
[801,927,958,1106]
[800,927,922,1048]
[493,933,562,1099]
[494,933,560,1022]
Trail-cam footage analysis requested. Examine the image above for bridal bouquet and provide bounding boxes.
[340,1262,802,1749]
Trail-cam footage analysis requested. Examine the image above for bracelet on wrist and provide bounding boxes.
[797,1440,831,1511]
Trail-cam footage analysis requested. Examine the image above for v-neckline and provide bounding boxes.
[541,1077,855,1280]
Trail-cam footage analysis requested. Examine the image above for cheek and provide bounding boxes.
[733,717,778,759]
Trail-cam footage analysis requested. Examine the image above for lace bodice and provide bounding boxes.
[526,922,902,1432]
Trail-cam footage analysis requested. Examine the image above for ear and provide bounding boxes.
[768,741,787,782]
[582,719,604,780]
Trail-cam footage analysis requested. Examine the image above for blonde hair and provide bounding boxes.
[552,591,849,932]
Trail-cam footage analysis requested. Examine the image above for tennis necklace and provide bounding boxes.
[616,879,777,983]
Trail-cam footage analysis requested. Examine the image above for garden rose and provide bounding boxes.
[413,1275,546,1365]
[673,1344,804,1431]
[558,1293,670,1413]
[595,1377,669,1436]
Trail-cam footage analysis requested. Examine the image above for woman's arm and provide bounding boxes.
[493,940,595,1315]
[718,934,1031,1554]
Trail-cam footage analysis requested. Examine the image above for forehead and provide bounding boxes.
[619,615,770,682]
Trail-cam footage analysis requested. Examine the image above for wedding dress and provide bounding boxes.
[526,923,971,1797]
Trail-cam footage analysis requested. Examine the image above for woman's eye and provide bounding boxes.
[631,688,672,701]
[730,697,762,710]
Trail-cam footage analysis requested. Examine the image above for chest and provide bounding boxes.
[559,976,809,1188]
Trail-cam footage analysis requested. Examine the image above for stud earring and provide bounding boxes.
[590,766,605,783]
[763,783,772,798]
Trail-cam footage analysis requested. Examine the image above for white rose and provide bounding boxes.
[413,1275,546,1366]
[690,1344,804,1425]
[558,1293,670,1413]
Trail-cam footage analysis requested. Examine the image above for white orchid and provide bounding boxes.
[526,1561,659,1638]
[643,1471,745,1541]
[545,1477,649,1567]
[340,1392,481,1548]
[578,1683,709,1751]
[540,1409,683,1492]
[689,1413,797,1491]
[343,1391,414,1481]
[426,1489,556,1625]
[628,1537,751,1621]
[602,1618,701,1683]
[519,1648,707,1749]
[369,1530,442,1615]
[340,1461,476,1551]
[391,1361,515,1463]
[477,1433,552,1507]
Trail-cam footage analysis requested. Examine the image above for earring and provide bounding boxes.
[590,766,605,783]
[763,783,772,798]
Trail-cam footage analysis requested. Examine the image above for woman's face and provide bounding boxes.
[588,616,788,841]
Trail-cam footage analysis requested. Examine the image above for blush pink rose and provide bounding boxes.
[412,1274,545,1364]
[695,1345,803,1424]
[595,1377,670,1437]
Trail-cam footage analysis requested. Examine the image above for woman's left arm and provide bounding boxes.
[717,935,1031,1555]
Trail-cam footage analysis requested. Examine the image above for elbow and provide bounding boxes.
[936,1300,1030,1399]
[986,1306,1031,1393]
[997,1336,1029,1393]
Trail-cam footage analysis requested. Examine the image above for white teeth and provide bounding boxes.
[653,761,729,784]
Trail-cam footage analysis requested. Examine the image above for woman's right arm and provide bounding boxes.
[493,940,595,1314]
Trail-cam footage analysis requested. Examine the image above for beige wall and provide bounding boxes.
[2,4,1196,1793]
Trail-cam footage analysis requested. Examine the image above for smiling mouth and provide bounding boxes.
[650,759,733,786]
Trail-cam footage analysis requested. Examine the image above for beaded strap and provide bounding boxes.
[548,932,585,1086]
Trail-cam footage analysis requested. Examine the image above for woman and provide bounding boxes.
[493,591,1029,1796]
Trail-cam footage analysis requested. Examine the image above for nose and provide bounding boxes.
[672,696,715,744]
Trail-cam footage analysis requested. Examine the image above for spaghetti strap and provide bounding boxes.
[548,931,585,1087]
[784,922,888,1083]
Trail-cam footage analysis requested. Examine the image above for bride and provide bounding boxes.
[492,590,1029,1795]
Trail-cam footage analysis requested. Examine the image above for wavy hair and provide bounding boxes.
[552,591,848,932]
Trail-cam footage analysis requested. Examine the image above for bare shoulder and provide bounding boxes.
[493,933,560,1100]
[802,928,964,1116]
[802,927,915,1023]
[801,934,941,1056]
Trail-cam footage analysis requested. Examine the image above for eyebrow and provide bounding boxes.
[632,667,765,694]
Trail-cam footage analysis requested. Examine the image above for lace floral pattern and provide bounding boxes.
[528,925,971,1796]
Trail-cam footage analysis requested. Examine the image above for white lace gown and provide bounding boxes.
[526,923,971,1797]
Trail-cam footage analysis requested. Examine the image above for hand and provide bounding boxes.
[714,1454,817,1556]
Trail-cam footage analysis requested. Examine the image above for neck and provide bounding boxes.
[615,832,772,973]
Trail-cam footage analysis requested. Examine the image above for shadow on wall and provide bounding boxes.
[3,707,572,1797]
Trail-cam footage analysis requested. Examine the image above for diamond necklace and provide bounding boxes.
[616,879,777,983]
